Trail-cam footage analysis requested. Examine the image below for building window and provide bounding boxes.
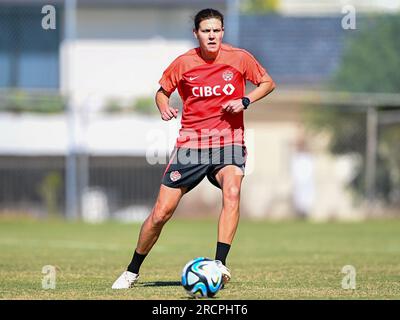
[0,5,60,89]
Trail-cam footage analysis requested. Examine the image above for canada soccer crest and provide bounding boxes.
[170,171,182,182]
[222,70,233,81]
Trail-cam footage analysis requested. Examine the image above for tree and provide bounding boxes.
[333,15,400,93]
[241,0,279,13]
[308,15,400,205]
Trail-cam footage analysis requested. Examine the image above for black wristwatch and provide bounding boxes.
[242,97,251,110]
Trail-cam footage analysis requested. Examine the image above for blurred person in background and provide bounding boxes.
[291,137,315,219]
[112,8,275,289]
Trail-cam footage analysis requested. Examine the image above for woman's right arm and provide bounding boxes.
[155,87,179,121]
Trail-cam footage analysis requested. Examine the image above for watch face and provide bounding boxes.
[242,97,250,107]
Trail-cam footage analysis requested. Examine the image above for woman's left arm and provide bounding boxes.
[246,74,276,104]
[222,74,276,113]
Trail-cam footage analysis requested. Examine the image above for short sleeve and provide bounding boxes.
[159,58,182,94]
[242,51,267,85]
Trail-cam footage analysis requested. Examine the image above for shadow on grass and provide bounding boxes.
[139,281,182,287]
[138,281,220,300]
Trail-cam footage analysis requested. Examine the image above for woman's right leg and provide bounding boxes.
[135,184,186,254]
[112,184,186,289]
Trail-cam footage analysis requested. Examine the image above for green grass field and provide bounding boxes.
[0,217,399,300]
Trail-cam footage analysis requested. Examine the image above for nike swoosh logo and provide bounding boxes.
[189,76,199,81]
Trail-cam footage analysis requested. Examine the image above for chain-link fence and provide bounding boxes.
[0,150,164,219]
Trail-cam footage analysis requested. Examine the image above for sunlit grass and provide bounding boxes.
[0,218,399,299]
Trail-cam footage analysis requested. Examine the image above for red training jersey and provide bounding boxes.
[159,43,272,149]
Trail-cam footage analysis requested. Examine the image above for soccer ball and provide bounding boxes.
[181,257,223,298]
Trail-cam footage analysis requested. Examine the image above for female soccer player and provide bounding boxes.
[112,8,275,289]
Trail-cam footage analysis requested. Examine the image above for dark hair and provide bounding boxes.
[194,8,224,31]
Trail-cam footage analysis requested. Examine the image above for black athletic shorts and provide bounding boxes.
[162,145,247,193]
